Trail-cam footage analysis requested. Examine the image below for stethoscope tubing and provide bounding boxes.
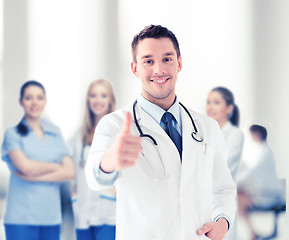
[132,100,203,144]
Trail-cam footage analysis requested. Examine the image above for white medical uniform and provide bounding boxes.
[237,141,285,207]
[221,121,244,181]
[221,121,244,240]
[85,102,236,240]
[69,130,116,229]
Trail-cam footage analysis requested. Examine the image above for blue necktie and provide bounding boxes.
[161,112,182,159]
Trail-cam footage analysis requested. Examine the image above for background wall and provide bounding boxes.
[253,0,289,180]
[0,0,288,239]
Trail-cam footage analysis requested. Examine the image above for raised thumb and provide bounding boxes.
[122,111,133,134]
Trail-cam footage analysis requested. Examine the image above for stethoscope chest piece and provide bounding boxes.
[191,132,203,142]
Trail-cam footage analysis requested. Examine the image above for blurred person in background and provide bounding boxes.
[1,80,75,240]
[206,86,244,239]
[69,79,116,240]
[237,125,286,240]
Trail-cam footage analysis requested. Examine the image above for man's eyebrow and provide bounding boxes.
[141,52,175,59]
[163,52,175,56]
[141,55,153,59]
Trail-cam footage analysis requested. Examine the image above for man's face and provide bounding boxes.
[131,38,182,107]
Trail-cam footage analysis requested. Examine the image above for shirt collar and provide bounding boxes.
[137,95,181,125]
[21,117,59,135]
[221,121,231,130]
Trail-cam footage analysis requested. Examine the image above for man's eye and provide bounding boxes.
[164,58,172,62]
[145,60,153,64]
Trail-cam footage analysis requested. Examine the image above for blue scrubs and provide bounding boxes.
[76,225,116,240]
[5,224,60,240]
[1,118,69,240]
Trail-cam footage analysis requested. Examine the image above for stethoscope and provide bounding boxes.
[132,100,204,144]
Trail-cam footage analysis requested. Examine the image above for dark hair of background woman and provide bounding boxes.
[212,86,240,127]
[17,80,46,136]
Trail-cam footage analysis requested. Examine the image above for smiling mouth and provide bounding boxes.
[93,105,105,110]
[150,77,169,83]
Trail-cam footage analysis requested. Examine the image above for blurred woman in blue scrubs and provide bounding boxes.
[69,79,116,240]
[1,80,75,240]
[206,86,244,239]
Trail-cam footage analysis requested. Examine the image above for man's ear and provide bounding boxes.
[131,62,139,77]
[177,56,182,73]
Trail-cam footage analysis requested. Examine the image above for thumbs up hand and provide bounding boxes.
[100,112,142,173]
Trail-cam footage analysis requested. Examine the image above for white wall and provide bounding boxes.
[0,0,3,137]
[2,0,28,131]
[252,0,289,229]
[253,0,289,180]
[26,0,119,140]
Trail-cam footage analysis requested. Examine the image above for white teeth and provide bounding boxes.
[155,79,166,83]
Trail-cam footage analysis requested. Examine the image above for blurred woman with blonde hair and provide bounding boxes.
[69,79,116,240]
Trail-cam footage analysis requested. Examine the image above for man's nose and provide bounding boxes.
[153,61,165,75]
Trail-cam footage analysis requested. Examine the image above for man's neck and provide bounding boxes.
[142,94,176,111]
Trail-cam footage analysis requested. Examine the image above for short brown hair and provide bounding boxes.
[131,24,181,63]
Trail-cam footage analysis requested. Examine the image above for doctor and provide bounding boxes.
[85,25,236,240]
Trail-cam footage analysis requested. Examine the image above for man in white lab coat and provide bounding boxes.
[85,25,236,240]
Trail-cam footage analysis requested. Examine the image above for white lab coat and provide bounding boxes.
[86,103,236,240]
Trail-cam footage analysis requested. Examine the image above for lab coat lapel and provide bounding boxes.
[133,103,166,137]
[133,103,181,164]
[180,106,202,191]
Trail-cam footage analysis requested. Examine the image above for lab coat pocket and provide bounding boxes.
[196,143,212,184]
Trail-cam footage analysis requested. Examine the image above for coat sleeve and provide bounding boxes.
[211,121,237,226]
[85,112,122,191]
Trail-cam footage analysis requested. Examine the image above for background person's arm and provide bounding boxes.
[15,156,75,182]
[9,149,61,177]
